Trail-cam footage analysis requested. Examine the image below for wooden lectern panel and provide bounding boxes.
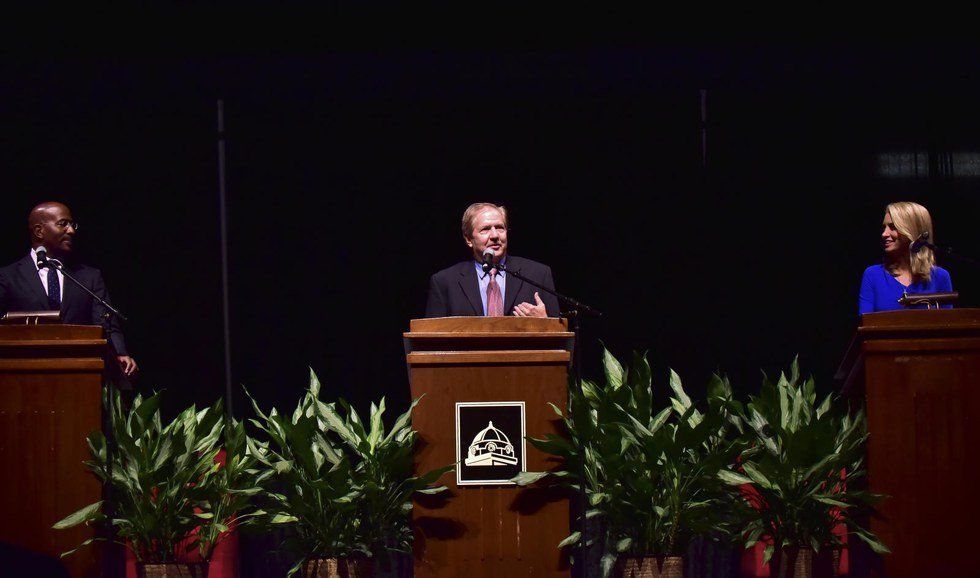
[0,324,106,578]
[839,310,980,578]
[405,317,573,578]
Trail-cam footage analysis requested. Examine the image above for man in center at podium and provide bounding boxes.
[425,202,560,318]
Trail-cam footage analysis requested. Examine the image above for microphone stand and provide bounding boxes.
[488,260,602,318]
[488,259,601,576]
[41,258,129,322]
[42,255,129,578]
[487,259,603,375]
[917,242,980,270]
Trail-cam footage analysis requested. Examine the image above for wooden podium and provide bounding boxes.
[0,324,107,578]
[405,317,574,578]
[837,309,980,578]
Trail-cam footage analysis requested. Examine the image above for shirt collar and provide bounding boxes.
[474,256,507,279]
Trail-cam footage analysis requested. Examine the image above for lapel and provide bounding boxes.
[457,261,484,316]
[503,257,524,314]
[16,255,48,305]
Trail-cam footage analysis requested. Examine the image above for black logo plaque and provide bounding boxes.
[455,401,526,485]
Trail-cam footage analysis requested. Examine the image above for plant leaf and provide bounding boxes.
[52,501,103,529]
[557,531,581,549]
[511,471,550,486]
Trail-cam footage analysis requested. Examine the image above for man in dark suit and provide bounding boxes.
[426,202,560,318]
[0,202,138,376]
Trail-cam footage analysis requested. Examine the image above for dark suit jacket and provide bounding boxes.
[0,255,128,355]
[425,255,560,318]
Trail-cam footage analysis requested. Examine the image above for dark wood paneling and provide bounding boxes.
[407,317,571,578]
[0,324,106,578]
[842,309,980,578]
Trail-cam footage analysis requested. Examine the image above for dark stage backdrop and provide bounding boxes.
[3,46,979,423]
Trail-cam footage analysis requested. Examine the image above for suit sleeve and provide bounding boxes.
[90,270,128,356]
[541,266,560,318]
[425,274,448,318]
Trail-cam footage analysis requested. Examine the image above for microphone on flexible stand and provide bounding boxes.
[35,246,49,267]
[907,230,979,270]
[36,246,65,272]
[34,248,129,322]
[481,248,496,273]
[910,231,936,254]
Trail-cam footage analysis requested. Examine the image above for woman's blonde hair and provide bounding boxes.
[885,201,936,282]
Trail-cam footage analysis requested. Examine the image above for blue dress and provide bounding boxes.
[858,264,953,314]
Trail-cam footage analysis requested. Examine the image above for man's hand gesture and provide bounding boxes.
[513,292,547,318]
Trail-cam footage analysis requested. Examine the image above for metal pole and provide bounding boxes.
[217,99,234,417]
[699,88,708,169]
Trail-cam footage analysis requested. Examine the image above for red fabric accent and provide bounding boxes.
[125,449,239,577]
[737,471,850,577]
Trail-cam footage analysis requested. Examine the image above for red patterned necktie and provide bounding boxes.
[486,269,503,317]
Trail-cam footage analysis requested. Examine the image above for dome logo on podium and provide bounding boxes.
[456,401,526,485]
[465,421,519,467]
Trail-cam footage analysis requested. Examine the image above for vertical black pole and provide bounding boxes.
[699,88,709,170]
[217,100,234,417]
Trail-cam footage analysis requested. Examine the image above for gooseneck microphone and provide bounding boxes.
[36,247,65,270]
[910,231,934,254]
[481,248,495,272]
[35,248,129,322]
[35,246,48,267]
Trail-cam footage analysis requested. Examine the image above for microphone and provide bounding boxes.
[35,246,48,267]
[481,248,495,272]
[910,231,932,254]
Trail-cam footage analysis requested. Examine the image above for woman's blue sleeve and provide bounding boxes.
[858,268,876,315]
[938,268,954,308]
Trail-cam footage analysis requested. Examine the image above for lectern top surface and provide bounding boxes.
[0,323,104,341]
[408,316,570,334]
[859,308,980,332]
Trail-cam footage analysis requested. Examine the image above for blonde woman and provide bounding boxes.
[858,202,953,314]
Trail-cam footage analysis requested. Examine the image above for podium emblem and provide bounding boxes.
[465,421,519,466]
[456,402,525,485]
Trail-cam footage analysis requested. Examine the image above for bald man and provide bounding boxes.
[0,202,137,376]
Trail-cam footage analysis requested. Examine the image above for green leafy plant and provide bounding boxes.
[515,348,745,577]
[246,370,452,576]
[718,358,889,564]
[195,416,270,558]
[53,388,260,562]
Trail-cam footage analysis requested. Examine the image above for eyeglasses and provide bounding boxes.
[54,219,79,231]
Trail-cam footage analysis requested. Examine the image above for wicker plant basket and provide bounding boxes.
[772,546,846,578]
[135,562,209,578]
[301,557,373,578]
[772,547,813,578]
[617,555,684,578]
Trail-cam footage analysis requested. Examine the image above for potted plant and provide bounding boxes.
[195,415,270,563]
[718,358,889,578]
[53,388,263,578]
[246,370,452,577]
[515,349,744,578]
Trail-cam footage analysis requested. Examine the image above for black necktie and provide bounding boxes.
[46,267,61,310]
